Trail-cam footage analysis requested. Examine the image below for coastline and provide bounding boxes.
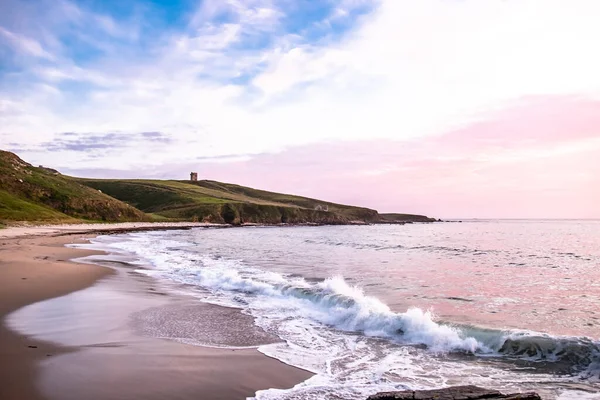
[0,234,112,400]
[0,224,312,400]
[0,218,440,241]
[0,222,225,239]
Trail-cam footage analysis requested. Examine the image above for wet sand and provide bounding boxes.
[0,222,223,239]
[0,228,312,400]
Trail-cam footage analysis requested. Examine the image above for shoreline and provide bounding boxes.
[0,219,441,240]
[0,222,226,239]
[0,226,312,400]
[0,234,113,400]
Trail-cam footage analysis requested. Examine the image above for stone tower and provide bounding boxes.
[190,172,198,182]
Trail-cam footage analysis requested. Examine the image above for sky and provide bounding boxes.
[1,0,599,219]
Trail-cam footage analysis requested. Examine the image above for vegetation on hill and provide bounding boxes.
[77,179,380,224]
[0,151,147,223]
[378,213,438,223]
[0,150,437,225]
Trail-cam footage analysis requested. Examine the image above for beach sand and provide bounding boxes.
[0,224,312,400]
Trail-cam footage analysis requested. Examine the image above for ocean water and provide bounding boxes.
[79,221,600,399]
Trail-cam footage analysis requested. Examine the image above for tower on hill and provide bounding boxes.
[190,172,198,182]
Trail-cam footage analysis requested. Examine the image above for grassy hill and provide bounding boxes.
[0,150,436,225]
[379,213,438,223]
[0,151,147,223]
[76,179,380,224]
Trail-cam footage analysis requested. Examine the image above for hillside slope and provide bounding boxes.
[379,213,438,223]
[77,179,380,224]
[0,151,147,223]
[0,150,436,225]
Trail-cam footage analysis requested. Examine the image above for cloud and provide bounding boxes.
[31,95,600,219]
[55,95,597,219]
[0,27,54,59]
[2,0,600,218]
[139,131,172,143]
[6,131,173,154]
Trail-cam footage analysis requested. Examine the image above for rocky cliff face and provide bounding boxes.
[170,203,361,225]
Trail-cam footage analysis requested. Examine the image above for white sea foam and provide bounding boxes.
[77,232,600,400]
[98,234,486,353]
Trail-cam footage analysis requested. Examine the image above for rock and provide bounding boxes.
[367,385,542,400]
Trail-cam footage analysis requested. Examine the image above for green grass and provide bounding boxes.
[190,180,379,220]
[379,213,436,222]
[146,213,173,222]
[77,178,381,224]
[0,190,78,223]
[0,151,148,223]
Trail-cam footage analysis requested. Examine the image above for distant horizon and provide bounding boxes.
[2,0,599,219]
[6,148,598,221]
[439,218,600,222]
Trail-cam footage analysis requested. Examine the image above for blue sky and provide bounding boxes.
[1,0,600,217]
[0,0,382,160]
[0,0,374,96]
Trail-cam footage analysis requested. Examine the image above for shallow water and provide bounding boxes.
[76,221,600,399]
[6,257,305,400]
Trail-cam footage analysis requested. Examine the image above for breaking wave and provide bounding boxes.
[89,232,600,379]
[185,264,600,376]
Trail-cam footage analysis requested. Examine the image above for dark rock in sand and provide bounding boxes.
[367,385,542,400]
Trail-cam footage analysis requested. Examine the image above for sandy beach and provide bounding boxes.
[0,224,312,400]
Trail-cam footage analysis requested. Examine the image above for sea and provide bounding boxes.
[78,221,600,399]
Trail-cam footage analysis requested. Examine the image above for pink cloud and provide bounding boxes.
[183,96,599,218]
[64,95,600,218]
